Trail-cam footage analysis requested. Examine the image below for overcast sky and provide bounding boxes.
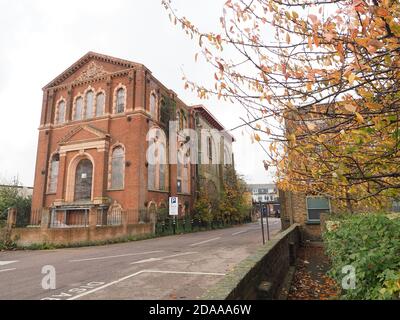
[0,0,274,186]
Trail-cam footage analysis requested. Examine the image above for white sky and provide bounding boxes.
[0,0,274,186]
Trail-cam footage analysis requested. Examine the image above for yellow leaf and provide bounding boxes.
[355,112,364,123]
[365,102,381,110]
[255,134,261,142]
[348,73,356,85]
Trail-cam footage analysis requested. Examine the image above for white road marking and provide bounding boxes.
[130,252,197,265]
[0,268,16,273]
[145,270,226,276]
[69,251,163,262]
[189,237,221,247]
[0,261,18,266]
[67,271,146,300]
[67,269,225,300]
[232,230,248,236]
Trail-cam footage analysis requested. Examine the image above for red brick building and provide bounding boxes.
[31,52,226,227]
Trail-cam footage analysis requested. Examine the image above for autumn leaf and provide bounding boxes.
[347,73,356,85]
[344,104,357,113]
[355,112,364,123]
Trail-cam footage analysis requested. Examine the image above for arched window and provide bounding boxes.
[85,90,94,119]
[207,136,213,162]
[115,88,125,114]
[182,163,189,194]
[48,154,60,193]
[159,148,166,190]
[74,97,83,121]
[177,110,183,131]
[177,109,187,131]
[111,147,125,189]
[148,157,156,190]
[74,159,93,201]
[177,152,190,194]
[147,128,168,191]
[96,92,105,117]
[56,101,65,124]
[150,93,157,119]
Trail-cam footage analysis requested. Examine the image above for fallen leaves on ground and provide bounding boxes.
[287,246,339,300]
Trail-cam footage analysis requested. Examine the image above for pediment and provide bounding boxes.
[59,125,109,145]
[44,51,143,89]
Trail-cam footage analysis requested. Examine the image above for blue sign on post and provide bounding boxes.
[169,197,179,216]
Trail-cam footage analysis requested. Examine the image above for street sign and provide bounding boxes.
[169,197,179,216]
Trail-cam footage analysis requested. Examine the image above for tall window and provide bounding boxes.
[177,110,186,131]
[74,97,83,120]
[148,146,167,191]
[96,92,105,117]
[306,196,330,222]
[159,147,166,190]
[177,152,190,194]
[148,161,156,190]
[116,88,125,114]
[85,90,94,119]
[207,137,213,162]
[56,101,65,124]
[48,154,60,193]
[182,163,189,194]
[150,93,157,119]
[74,159,93,201]
[111,147,124,189]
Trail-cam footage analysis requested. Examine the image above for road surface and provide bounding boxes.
[0,218,281,300]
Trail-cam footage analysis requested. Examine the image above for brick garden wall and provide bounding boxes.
[202,224,301,300]
[10,223,152,247]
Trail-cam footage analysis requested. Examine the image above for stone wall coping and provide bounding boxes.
[201,223,300,300]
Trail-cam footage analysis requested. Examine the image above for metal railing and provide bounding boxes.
[96,207,123,226]
[50,208,89,228]
[126,209,139,225]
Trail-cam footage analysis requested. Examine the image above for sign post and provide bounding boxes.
[259,202,265,245]
[169,197,179,235]
[265,204,270,241]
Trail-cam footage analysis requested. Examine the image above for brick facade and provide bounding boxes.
[32,52,232,226]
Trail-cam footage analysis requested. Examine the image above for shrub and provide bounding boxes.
[323,213,400,300]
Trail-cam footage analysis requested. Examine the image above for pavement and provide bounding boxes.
[0,218,281,300]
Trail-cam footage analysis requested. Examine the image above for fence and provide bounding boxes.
[11,208,41,228]
[97,207,122,226]
[50,208,89,228]
[155,215,252,236]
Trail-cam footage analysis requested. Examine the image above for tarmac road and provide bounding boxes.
[0,218,281,300]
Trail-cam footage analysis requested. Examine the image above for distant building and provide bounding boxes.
[192,105,235,207]
[248,183,280,216]
[0,185,33,199]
